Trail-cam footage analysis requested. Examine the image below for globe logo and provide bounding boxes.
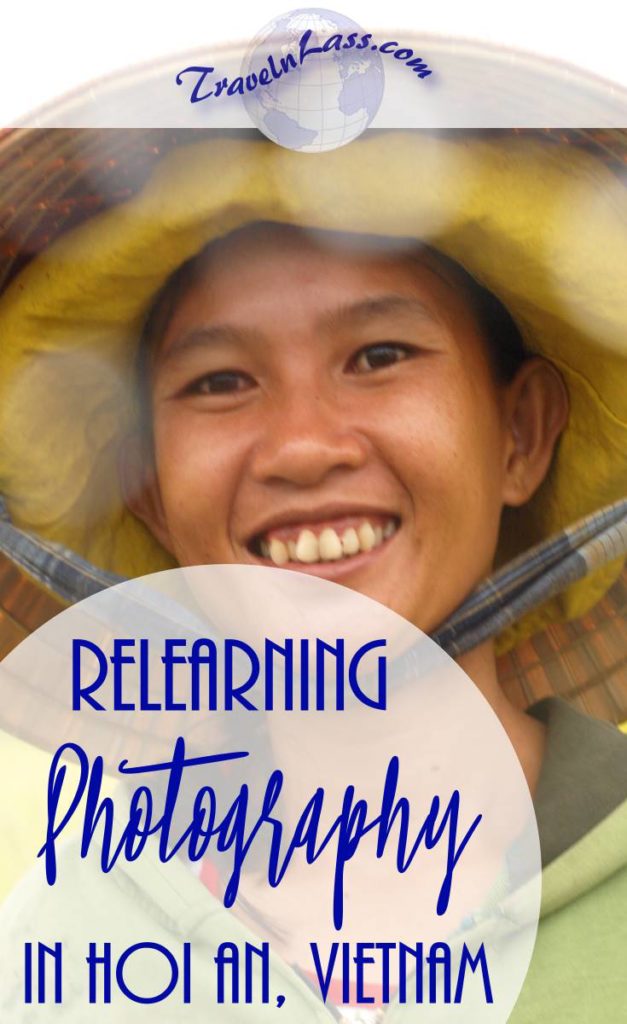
[242,8,384,153]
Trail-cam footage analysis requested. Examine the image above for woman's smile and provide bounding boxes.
[247,508,399,566]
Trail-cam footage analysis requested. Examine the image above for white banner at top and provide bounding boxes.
[3,0,627,129]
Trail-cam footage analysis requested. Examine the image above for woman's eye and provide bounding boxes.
[187,370,254,395]
[351,342,412,373]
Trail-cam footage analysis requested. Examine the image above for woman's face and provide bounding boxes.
[144,226,518,634]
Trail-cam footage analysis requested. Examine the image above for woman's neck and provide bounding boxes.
[265,637,546,813]
[457,640,547,797]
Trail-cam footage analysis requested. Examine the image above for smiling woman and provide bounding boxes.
[122,219,565,639]
[0,128,625,1024]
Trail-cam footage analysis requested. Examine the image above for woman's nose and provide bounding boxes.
[249,391,370,488]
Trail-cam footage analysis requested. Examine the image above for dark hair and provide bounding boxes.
[408,245,531,383]
[136,222,531,432]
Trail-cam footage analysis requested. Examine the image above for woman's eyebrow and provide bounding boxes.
[158,323,264,365]
[156,295,439,368]
[319,294,441,331]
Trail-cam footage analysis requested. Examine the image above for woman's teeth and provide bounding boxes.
[260,519,397,566]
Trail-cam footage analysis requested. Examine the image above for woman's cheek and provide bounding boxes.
[156,406,242,482]
[152,432,232,557]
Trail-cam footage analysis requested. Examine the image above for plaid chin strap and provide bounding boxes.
[0,494,625,659]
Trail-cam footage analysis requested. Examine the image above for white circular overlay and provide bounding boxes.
[0,566,541,1019]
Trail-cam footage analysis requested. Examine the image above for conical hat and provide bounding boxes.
[0,128,624,652]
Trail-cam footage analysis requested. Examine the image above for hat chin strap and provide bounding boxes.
[0,494,123,604]
[431,497,627,656]
[0,494,625,657]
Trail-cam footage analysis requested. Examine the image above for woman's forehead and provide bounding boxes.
[161,222,479,340]
[141,218,526,388]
